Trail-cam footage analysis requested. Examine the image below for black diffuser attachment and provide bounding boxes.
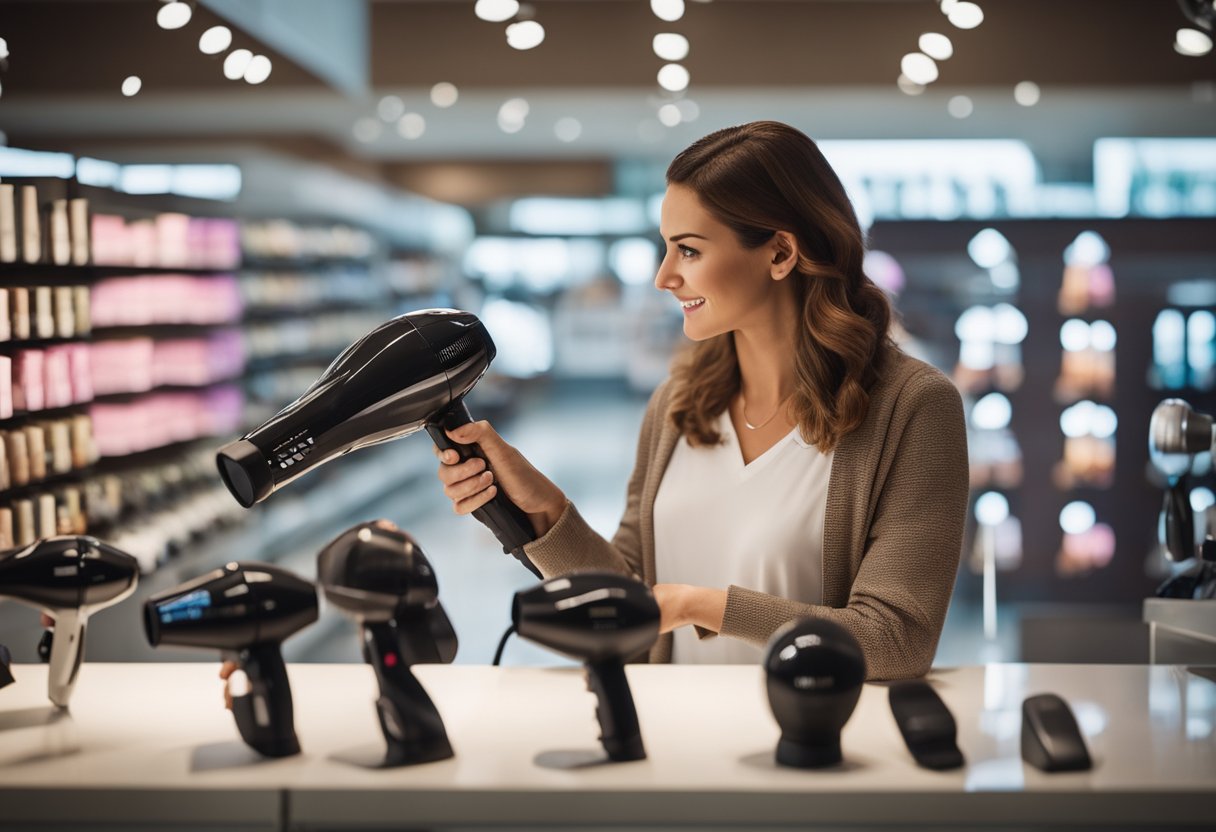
[764,618,867,768]
[889,680,964,770]
[512,571,659,762]
[143,561,318,758]
[317,520,457,767]
[1021,693,1092,773]
[215,308,539,576]
[0,536,139,707]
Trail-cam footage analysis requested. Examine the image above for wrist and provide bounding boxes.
[686,586,727,633]
[529,491,567,537]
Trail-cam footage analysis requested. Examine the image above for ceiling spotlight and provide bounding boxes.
[897,74,926,96]
[244,55,272,85]
[506,20,545,50]
[948,94,974,118]
[498,97,529,133]
[1175,27,1214,56]
[651,0,685,23]
[939,0,961,12]
[397,113,426,140]
[658,103,682,127]
[900,52,939,85]
[1014,80,1041,106]
[378,95,405,122]
[198,26,232,55]
[919,33,954,60]
[657,63,690,92]
[156,1,192,31]
[554,117,582,142]
[353,117,382,143]
[947,2,984,29]
[431,82,459,108]
[223,49,253,80]
[121,76,142,97]
[653,33,690,61]
[475,0,520,23]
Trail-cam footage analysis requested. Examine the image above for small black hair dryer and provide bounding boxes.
[143,561,318,757]
[512,571,659,762]
[764,618,867,768]
[0,536,139,707]
[215,309,540,577]
[317,520,457,767]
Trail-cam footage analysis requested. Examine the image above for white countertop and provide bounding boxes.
[2,662,1214,829]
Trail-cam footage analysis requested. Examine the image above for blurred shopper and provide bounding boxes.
[437,122,967,680]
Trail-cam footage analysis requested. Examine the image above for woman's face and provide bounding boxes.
[655,184,789,341]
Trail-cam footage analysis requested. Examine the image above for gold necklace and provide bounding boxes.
[741,393,785,431]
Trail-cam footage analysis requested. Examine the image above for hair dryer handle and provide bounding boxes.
[226,644,300,758]
[364,623,454,766]
[1163,480,1195,562]
[587,660,646,762]
[426,402,541,577]
[45,608,87,708]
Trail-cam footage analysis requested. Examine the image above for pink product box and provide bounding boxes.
[0,355,11,419]
[90,275,244,327]
[13,350,45,412]
[156,213,191,269]
[151,330,247,387]
[67,343,93,404]
[42,346,74,409]
[89,385,244,457]
[90,214,131,266]
[89,338,154,396]
[204,219,242,270]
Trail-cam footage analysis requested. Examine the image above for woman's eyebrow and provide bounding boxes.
[668,233,709,242]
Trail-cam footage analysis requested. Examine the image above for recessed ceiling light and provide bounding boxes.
[658,104,682,127]
[431,82,459,108]
[897,74,925,96]
[474,0,520,23]
[919,33,953,60]
[947,2,984,29]
[506,20,545,50]
[157,1,192,30]
[397,113,426,140]
[900,52,938,85]
[1175,27,1213,57]
[651,0,685,23]
[948,95,974,118]
[378,95,405,122]
[223,49,253,81]
[657,63,690,92]
[1013,81,1040,106]
[199,26,232,55]
[244,55,272,85]
[653,33,690,61]
[121,76,142,97]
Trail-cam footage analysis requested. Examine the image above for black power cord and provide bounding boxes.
[491,624,516,666]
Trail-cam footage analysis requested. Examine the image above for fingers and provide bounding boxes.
[40,612,54,628]
[445,420,503,453]
[435,454,486,485]
[454,484,497,515]
[219,661,237,680]
[444,468,494,504]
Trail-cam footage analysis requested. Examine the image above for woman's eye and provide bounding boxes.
[678,245,698,258]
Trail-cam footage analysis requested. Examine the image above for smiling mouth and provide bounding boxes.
[680,298,705,309]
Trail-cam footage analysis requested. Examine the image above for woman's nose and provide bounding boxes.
[654,253,681,291]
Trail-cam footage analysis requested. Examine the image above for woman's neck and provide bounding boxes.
[733,294,800,410]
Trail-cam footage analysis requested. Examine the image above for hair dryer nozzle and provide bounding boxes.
[216,439,274,508]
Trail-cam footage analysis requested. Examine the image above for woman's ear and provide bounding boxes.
[769,231,799,281]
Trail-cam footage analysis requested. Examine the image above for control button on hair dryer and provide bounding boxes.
[764,618,867,769]
[512,571,660,763]
[317,521,457,768]
[888,680,964,771]
[216,309,541,576]
[143,561,318,758]
[1021,693,1092,773]
[0,535,139,708]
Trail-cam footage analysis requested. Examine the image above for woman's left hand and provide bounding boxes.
[652,583,727,634]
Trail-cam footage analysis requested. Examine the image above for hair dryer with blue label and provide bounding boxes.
[0,536,139,707]
[215,309,540,577]
[143,562,318,757]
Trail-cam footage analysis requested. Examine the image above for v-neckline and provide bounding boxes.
[720,410,798,474]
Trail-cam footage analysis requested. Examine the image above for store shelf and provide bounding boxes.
[0,262,237,277]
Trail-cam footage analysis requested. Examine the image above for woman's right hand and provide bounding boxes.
[219,660,237,710]
[435,420,567,538]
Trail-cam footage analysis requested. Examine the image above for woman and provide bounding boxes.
[447,121,969,680]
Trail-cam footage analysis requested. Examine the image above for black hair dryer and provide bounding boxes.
[764,618,867,768]
[215,309,540,577]
[0,536,139,708]
[317,521,457,767]
[143,562,318,757]
[512,572,659,762]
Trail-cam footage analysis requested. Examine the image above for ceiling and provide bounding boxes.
[0,0,1213,205]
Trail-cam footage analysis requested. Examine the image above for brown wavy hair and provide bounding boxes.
[666,121,893,452]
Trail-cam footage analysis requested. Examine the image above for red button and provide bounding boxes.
[384,652,399,668]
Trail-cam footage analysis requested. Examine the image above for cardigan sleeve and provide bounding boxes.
[520,381,669,581]
[717,368,969,681]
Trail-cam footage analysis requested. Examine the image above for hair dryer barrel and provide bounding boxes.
[216,309,494,508]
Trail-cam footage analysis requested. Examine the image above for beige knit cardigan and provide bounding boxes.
[522,349,969,681]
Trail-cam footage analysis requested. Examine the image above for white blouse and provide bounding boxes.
[653,409,833,664]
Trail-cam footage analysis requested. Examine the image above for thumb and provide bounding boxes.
[446,420,501,450]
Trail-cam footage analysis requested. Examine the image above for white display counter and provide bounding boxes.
[1,662,1214,830]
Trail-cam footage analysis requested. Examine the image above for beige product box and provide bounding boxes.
[25,424,47,481]
[69,198,90,266]
[5,431,29,487]
[34,286,55,339]
[63,486,84,534]
[38,493,57,538]
[20,185,41,264]
[0,432,8,491]
[54,286,75,339]
[49,419,72,473]
[10,287,30,340]
[0,183,16,263]
[73,285,91,335]
[71,413,96,468]
[0,288,9,342]
[0,507,13,550]
[50,199,71,265]
[13,498,35,546]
